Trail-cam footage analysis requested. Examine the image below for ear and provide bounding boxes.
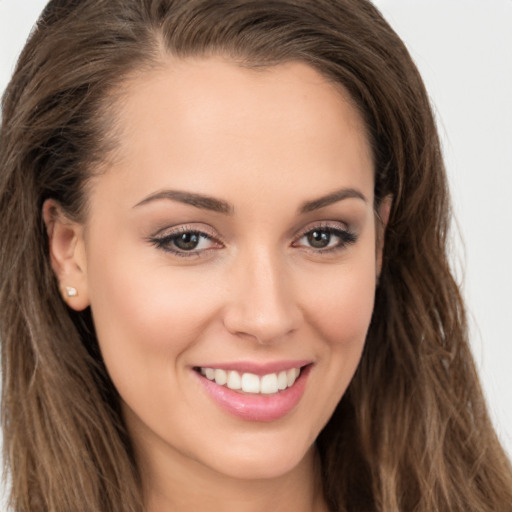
[376,194,393,278]
[42,199,90,311]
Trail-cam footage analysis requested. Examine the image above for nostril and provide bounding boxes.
[222,300,302,345]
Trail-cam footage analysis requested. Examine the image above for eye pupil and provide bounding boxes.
[307,230,330,248]
[174,232,200,250]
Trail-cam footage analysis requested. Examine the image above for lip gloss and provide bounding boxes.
[195,365,311,422]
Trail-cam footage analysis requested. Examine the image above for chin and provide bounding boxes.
[198,431,316,481]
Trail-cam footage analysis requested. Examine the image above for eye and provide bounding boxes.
[149,227,222,256]
[294,224,357,252]
[172,231,210,251]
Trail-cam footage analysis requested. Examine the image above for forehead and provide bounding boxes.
[91,57,374,212]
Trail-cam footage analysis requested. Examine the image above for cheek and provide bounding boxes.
[305,258,377,349]
[290,255,377,438]
[86,244,220,372]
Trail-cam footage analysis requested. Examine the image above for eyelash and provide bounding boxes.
[293,223,357,254]
[149,226,221,258]
[149,223,357,258]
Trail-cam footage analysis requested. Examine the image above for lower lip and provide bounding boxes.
[195,366,311,422]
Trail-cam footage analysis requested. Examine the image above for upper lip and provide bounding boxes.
[193,360,312,376]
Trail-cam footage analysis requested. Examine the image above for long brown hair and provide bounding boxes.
[1,1,511,511]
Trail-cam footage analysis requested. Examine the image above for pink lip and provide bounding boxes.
[194,364,312,422]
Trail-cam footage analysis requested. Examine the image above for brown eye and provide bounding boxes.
[150,228,220,256]
[294,225,357,253]
[307,230,331,249]
[173,232,201,251]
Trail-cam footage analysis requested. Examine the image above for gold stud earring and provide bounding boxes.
[65,286,78,298]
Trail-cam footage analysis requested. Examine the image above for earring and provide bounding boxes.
[65,286,78,298]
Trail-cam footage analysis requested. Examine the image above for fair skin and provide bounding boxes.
[44,58,389,512]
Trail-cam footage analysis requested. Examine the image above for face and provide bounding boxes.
[59,58,384,483]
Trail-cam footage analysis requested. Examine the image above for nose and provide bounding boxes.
[222,248,303,344]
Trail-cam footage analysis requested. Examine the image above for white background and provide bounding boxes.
[1,0,511,504]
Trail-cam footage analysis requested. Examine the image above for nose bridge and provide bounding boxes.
[223,245,301,344]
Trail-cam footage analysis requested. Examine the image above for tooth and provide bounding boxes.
[203,367,301,392]
[241,373,260,393]
[214,369,227,386]
[286,368,297,387]
[277,371,288,390]
[227,370,242,390]
[261,373,278,394]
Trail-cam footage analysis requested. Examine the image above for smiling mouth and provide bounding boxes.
[195,366,303,395]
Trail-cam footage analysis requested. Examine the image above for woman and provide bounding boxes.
[1,1,511,511]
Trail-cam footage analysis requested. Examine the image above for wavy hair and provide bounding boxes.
[1,1,511,511]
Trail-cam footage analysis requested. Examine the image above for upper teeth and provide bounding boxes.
[200,367,301,394]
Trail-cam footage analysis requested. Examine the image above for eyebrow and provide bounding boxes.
[133,190,233,214]
[133,186,367,215]
[298,187,367,213]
